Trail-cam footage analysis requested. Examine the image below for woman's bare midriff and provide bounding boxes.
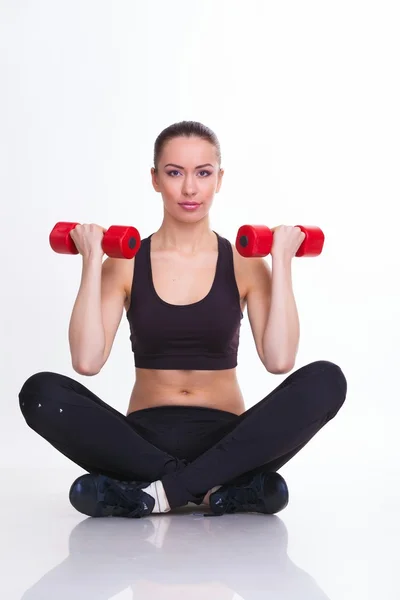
[127,367,246,416]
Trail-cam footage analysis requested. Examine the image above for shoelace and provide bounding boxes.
[104,479,147,517]
[203,482,261,517]
[222,484,260,512]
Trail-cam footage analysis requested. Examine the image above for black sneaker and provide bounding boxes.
[69,474,155,518]
[209,471,289,516]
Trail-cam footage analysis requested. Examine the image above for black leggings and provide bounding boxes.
[19,360,347,509]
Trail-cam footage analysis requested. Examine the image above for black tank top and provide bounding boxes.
[126,231,243,370]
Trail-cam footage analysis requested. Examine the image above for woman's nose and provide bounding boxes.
[182,176,198,195]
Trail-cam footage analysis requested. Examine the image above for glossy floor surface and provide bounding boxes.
[2,460,397,600]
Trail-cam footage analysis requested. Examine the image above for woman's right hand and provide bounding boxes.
[69,223,106,259]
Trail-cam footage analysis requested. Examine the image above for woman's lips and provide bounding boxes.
[178,203,200,211]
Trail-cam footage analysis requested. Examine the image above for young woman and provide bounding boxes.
[19,121,347,518]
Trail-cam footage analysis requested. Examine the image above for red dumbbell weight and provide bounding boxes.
[49,222,141,259]
[235,225,273,258]
[294,225,325,257]
[236,224,325,258]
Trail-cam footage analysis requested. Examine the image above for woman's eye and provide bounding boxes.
[199,170,211,177]
[167,170,180,177]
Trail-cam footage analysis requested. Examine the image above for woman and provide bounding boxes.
[19,121,347,518]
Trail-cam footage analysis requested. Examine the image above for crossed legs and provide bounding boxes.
[19,360,347,511]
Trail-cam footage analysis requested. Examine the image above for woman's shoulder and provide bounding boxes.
[216,234,252,300]
[222,234,250,271]
[101,254,136,310]
[119,234,151,298]
[227,235,269,297]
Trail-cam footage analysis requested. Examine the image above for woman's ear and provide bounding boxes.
[216,168,224,193]
[151,167,160,192]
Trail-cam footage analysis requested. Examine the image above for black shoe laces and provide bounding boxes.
[222,484,260,513]
[206,475,264,517]
[104,479,148,517]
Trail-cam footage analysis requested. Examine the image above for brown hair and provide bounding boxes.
[153,121,221,172]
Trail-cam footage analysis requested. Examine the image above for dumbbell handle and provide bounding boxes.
[49,222,141,259]
[236,225,325,258]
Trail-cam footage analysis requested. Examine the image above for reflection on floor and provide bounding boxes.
[2,464,398,600]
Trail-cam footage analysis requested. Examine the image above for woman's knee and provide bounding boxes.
[19,371,64,428]
[313,360,347,416]
[296,360,347,414]
[19,371,63,401]
[296,360,346,385]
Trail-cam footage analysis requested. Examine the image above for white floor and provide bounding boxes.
[2,456,398,600]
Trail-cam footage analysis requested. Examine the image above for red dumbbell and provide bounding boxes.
[49,222,141,259]
[235,224,325,258]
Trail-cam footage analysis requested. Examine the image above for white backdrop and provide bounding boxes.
[1,0,398,473]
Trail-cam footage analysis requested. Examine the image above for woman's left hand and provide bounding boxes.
[270,225,306,261]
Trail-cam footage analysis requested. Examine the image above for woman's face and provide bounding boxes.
[151,136,224,221]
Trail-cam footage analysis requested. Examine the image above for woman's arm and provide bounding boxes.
[68,256,128,375]
[262,256,299,373]
[246,257,299,374]
[245,225,305,374]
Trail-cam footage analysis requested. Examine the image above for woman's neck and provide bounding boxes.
[153,217,215,253]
